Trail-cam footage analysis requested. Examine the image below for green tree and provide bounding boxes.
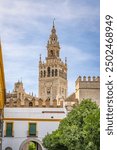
[43,99,100,150]
[43,130,67,150]
[29,142,36,150]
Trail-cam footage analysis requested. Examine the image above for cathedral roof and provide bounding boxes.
[65,93,78,102]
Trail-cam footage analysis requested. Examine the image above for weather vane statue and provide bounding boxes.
[53,18,55,27]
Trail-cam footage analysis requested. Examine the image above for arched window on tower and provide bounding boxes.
[40,71,43,78]
[44,70,46,77]
[47,67,50,77]
[50,50,54,56]
[55,69,58,76]
[52,69,54,77]
[29,102,33,107]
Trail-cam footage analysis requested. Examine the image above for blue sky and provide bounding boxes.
[0,0,100,96]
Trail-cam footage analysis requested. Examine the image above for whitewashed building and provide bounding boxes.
[3,107,66,150]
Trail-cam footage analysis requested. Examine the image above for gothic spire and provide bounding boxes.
[65,57,67,65]
[39,54,42,63]
[50,20,57,41]
[53,18,55,28]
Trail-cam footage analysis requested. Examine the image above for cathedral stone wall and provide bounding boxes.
[6,81,63,108]
[75,76,100,105]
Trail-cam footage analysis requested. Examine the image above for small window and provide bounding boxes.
[50,50,53,56]
[47,89,50,95]
[52,69,54,77]
[6,123,13,137]
[55,69,58,76]
[47,67,50,77]
[44,70,46,77]
[29,123,36,136]
[29,102,33,107]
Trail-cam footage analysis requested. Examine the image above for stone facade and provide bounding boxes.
[75,76,100,105]
[65,76,100,110]
[6,81,63,108]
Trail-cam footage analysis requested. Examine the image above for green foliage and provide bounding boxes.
[43,99,100,150]
[43,130,67,150]
[28,142,36,150]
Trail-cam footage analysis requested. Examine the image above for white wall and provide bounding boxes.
[4,107,66,119]
[3,107,66,150]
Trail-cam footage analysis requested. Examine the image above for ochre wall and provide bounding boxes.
[0,42,5,109]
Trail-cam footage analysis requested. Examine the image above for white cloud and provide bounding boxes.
[61,45,97,63]
[0,0,99,29]
[0,0,99,46]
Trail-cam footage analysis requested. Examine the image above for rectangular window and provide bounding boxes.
[29,123,36,136]
[6,123,13,137]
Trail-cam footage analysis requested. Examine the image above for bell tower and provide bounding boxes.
[39,22,67,104]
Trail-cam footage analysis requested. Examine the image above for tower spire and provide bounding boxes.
[53,18,55,27]
[65,57,67,65]
[39,54,42,62]
[51,18,56,34]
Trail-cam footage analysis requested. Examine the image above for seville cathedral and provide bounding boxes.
[0,23,100,150]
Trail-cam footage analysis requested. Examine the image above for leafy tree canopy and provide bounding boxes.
[43,99,100,150]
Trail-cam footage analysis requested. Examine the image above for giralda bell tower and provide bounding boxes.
[39,22,67,104]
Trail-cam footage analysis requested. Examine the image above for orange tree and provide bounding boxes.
[43,99,100,150]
